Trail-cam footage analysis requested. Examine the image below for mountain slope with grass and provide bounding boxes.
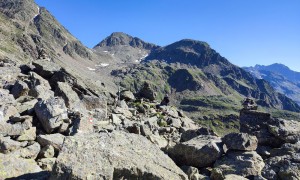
[112,39,300,122]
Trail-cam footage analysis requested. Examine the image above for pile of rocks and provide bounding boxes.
[0,60,109,179]
[0,59,198,179]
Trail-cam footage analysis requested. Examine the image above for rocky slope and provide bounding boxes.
[244,63,300,105]
[0,0,119,96]
[1,60,300,179]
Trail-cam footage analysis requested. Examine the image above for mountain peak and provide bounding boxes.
[93,32,159,50]
[172,39,210,47]
[145,38,229,68]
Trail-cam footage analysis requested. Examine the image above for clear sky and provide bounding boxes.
[34,0,300,72]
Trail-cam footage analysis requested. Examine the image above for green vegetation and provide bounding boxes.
[269,109,300,121]
[158,119,168,127]
[196,118,240,137]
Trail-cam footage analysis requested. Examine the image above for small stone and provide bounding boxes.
[39,145,55,158]
[17,127,36,141]
[11,80,29,99]
[58,122,70,133]
[37,158,56,171]
[111,114,122,125]
[120,90,135,101]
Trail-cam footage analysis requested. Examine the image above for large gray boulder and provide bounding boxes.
[168,135,223,168]
[211,151,265,180]
[28,72,54,100]
[33,60,61,78]
[37,133,65,152]
[222,133,258,151]
[0,89,16,106]
[50,131,188,180]
[34,97,68,133]
[54,82,81,109]
[0,153,47,179]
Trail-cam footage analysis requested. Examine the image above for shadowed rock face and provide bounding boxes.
[50,131,188,180]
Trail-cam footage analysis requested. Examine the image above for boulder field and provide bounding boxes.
[1,60,300,180]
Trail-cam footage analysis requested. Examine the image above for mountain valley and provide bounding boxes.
[1,0,300,179]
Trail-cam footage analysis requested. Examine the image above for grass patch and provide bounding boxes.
[196,118,240,137]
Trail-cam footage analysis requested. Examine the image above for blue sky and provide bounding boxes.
[35,0,300,71]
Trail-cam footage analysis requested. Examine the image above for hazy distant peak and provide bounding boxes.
[254,63,290,71]
[94,32,159,50]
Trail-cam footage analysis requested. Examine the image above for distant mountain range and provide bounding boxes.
[244,64,300,105]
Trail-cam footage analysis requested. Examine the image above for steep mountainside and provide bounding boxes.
[244,64,300,105]
[112,39,300,121]
[0,0,117,94]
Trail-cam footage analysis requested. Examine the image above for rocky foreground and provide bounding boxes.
[1,59,300,179]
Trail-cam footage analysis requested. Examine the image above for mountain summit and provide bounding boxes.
[93,32,159,64]
[94,32,159,50]
[146,39,230,68]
